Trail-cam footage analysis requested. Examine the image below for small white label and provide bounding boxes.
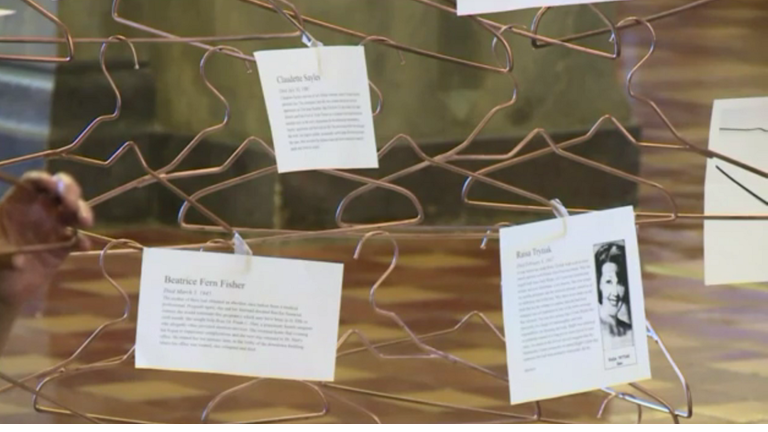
[136,248,344,381]
[255,46,379,173]
[500,206,650,404]
[457,0,630,16]
[0,9,16,17]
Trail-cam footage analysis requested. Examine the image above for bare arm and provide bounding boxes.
[0,172,93,355]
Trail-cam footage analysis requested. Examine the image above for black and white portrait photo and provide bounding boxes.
[594,240,635,352]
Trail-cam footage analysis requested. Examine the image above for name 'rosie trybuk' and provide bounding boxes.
[516,246,552,259]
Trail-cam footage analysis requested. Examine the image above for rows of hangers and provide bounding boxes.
[0,0,746,423]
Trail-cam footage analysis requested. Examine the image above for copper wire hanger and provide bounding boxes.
[109,0,513,73]
[4,240,145,423]
[82,45,252,208]
[320,231,542,423]
[0,32,138,266]
[201,378,382,424]
[0,238,137,395]
[64,139,237,235]
[0,0,74,62]
[244,131,568,247]
[233,0,514,74]
[110,0,299,63]
[0,0,710,54]
[175,36,425,237]
[525,0,718,51]
[477,224,689,423]
[0,35,138,171]
[95,34,394,224]
[412,0,622,59]
[599,322,692,424]
[620,16,768,182]
[458,116,680,225]
[460,17,768,222]
[0,369,99,423]
[31,239,380,424]
[332,32,523,228]
[175,141,425,237]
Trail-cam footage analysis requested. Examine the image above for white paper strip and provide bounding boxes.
[457,0,630,16]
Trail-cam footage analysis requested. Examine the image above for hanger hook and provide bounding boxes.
[491,25,518,71]
[359,35,406,65]
[265,0,317,44]
[480,222,513,250]
[354,231,399,306]
[354,231,398,264]
[528,5,621,59]
[358,36,406,117]
[617,17,656,99]
[100,35,139,119]
[200,45,251,121]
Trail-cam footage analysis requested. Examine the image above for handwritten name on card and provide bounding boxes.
[500,206,650,404]
[254,46,379,173]
[457,0,630,16]
[704,97,768,285]
[136,248,344,381]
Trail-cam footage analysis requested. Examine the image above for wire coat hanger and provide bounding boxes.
[110,0,297,63]
[599,322,692,423]
[0,238,137,395]
[241,0,513,74]
[175,142,426,237]
[202,377,382,424]
[319,231,541,423]
[0,0,74,62]
[622,17,768,181]
[525,0,719,50]
[458,117,680,225]
[83,45,251,208]
[412,0,622,59]
[0,35,138,170]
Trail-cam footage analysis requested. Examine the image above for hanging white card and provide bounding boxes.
[136,248,344,381]
[704,97,768,286]
[255,46,379,173]
[500,206,651,404]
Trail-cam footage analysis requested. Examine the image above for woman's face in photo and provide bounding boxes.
[599,262,626,318]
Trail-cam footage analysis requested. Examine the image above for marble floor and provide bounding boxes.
[1,0,768,424]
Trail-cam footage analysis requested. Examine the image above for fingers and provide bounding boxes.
[76,231,92,252]
[19,171,59,197]
[52,173,93,229]
[52,172,81,212]
[19,171,94,229]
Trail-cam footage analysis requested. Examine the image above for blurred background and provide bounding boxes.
[1,0,767,424]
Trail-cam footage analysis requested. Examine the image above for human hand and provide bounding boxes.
[0,171,93,307]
